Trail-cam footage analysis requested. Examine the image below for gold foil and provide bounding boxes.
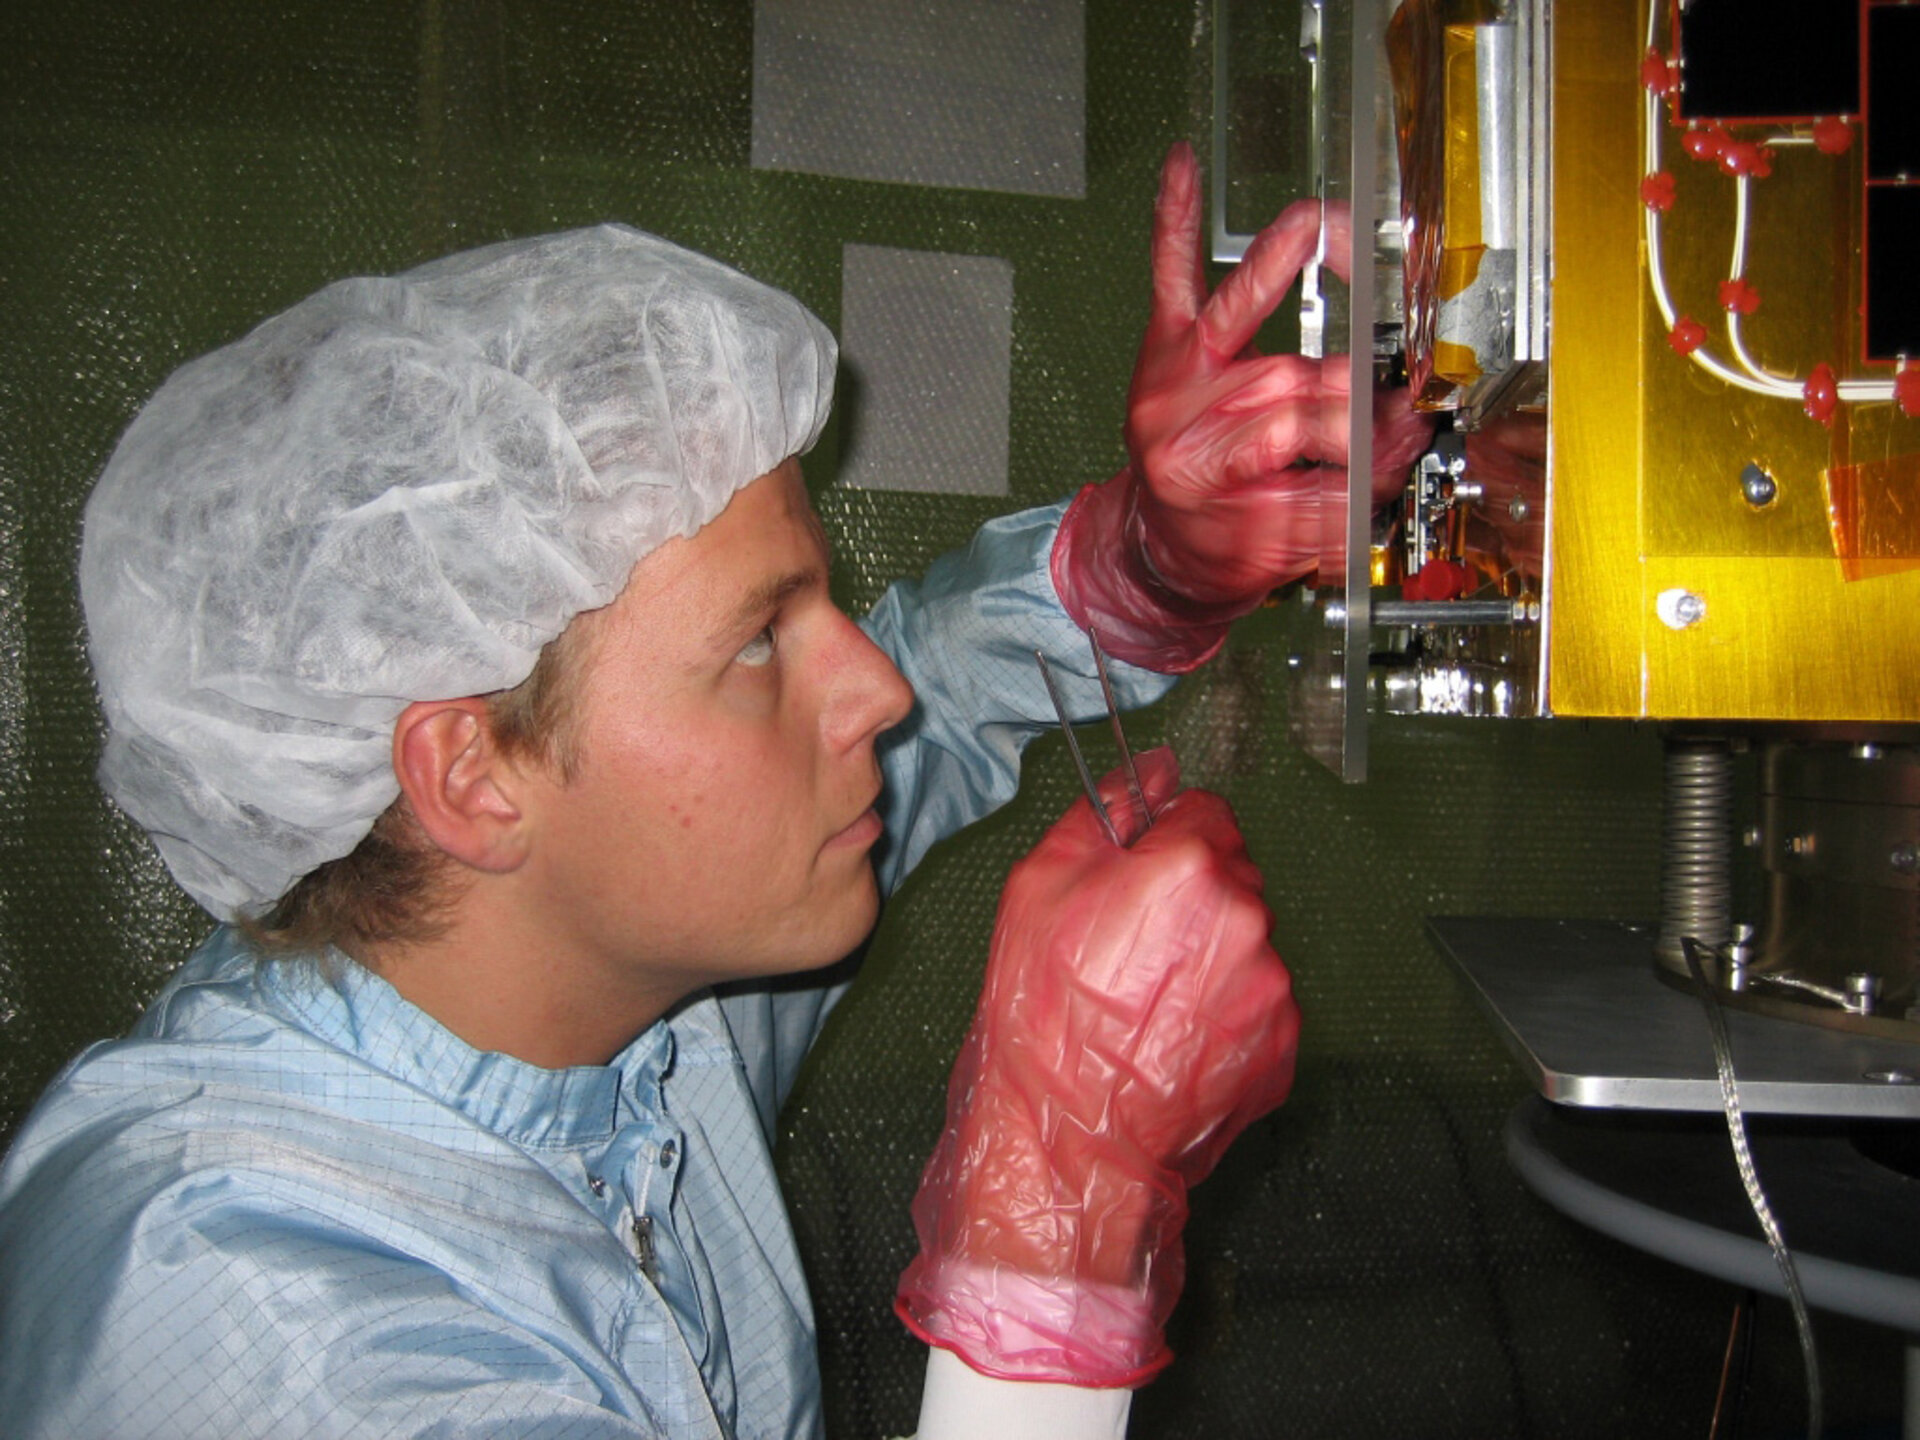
[1387,0,1501,409]
[1825,453,1920,580]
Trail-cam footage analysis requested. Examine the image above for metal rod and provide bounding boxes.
[1034,650,1122,847]
[1325,598,1540,628]
[1089,631,1152,837]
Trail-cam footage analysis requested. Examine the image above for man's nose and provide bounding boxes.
[824,616,914,752]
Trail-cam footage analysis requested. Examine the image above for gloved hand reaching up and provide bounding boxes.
[895,747,1300,1388]
[1053,141,1432,672]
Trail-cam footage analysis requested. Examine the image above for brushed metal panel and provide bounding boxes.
[1544,0,1645,717]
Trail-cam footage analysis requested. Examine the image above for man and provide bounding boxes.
[0,145,1412,1437]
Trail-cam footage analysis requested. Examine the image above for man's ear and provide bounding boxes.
[390,699,531,874]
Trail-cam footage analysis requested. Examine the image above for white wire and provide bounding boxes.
[1725,177,1798,391]
[1639,7,1896,406]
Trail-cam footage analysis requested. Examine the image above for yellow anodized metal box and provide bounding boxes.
[1547,0,1920,722]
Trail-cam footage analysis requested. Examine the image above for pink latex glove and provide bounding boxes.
[895,747,1300,1387]
[1053,141,1433,672]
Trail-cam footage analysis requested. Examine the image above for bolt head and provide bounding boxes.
[1740,463,1777,508]
[1656,587,1707,629]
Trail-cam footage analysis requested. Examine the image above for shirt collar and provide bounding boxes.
[253,940,724,1151]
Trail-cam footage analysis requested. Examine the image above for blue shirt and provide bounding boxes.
[0,502,1175,1440]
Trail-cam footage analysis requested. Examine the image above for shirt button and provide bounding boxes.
[658,1140,678,1168]
[588,1175,607,1196]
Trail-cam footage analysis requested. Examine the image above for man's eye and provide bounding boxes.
[736,625,777,668]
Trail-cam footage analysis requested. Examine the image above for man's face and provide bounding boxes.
[512,459,913,1011]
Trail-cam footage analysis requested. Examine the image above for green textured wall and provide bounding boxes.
[0,2,1899,1435]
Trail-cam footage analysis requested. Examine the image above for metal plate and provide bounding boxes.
[1428,914,1920,1116]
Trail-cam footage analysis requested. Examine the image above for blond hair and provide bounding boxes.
[243,623,592,957]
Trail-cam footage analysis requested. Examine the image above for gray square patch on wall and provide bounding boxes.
[751,0,1085,198]
[837,245,1013,497]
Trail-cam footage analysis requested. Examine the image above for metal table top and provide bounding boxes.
[1427,915,1920,1118]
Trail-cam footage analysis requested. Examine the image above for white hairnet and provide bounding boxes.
[81,224,837,919]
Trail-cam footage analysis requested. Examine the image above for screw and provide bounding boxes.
[1893,844,1919,874]
[1657,588,1707,629]
[1739,463,1777,508]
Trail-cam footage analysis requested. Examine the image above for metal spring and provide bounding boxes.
[1656,738,1734,973]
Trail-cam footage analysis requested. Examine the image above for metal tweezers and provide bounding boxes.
[1033,630,1154,847]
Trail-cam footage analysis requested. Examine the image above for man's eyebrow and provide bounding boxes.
[708,566,824,646]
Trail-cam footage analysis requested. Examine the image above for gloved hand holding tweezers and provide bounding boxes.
[895,662,1300,1387]
[1032,631,1155,847]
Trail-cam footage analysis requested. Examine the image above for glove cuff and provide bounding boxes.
[1050,468,1253,674]
[895,1254,1173,1389]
